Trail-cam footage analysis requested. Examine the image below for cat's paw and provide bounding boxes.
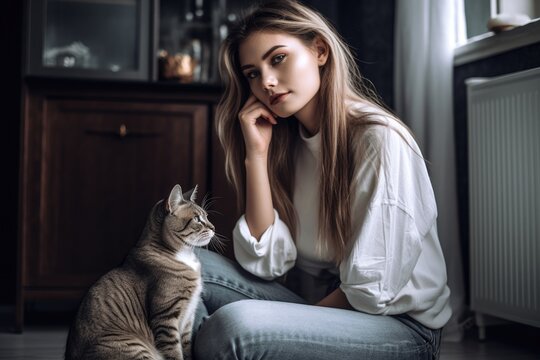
[161,348,183,360]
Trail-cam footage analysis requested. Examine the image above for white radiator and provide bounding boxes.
[467,67,540,334]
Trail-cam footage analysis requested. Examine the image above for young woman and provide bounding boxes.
[192,1,451,359]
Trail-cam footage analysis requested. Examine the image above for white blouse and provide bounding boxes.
[232,111,452,329]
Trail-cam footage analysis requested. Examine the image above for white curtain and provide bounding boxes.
[394,0,467,341]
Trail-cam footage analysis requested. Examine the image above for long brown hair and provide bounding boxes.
[216,0,402,263]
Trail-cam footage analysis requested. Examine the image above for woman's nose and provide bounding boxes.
[262,72,277,91]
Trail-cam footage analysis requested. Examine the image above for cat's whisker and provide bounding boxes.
[213,232,229,242]
[209,232,229,255]
[203,197,218,205]
[209,241,226,255]
[201,195,222,211]
[200,193,209,208]
[201,193,211,208]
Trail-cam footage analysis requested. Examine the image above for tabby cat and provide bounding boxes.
[65,184,214,360]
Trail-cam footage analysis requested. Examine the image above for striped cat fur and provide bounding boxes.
[65,184,214,360]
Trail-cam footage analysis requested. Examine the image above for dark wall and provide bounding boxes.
[336,0,395,110]
[0,0,23,305]
[454,42,540,304]
[304,0,395,110]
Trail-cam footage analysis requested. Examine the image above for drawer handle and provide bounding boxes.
[119,124,128,138]
[85,124,162,139]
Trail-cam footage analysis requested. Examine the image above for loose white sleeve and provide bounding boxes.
[340,125,437,315]
[233,209,297,280]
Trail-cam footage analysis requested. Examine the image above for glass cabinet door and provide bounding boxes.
[158,0,251,84]
[27,0,151,80]
[25,0,254,82]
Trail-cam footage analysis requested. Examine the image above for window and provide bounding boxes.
[464,0,540,39]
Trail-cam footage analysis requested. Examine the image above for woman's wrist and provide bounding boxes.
[245,152,268,167]
[244,151,274,240]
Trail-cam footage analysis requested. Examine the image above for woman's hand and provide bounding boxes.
[238,94,278,160]
[238,94,277,239]
[316,288,353,310]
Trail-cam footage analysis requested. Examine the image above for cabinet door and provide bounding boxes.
[21,97,208,289]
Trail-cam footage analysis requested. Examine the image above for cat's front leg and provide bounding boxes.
[150,306,183,360]
[154,326,183,360]
[180,318,193,360]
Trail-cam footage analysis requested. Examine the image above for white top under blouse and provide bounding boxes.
[232,108,452,329]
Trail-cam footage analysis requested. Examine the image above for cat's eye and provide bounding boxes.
[194,215,201,223]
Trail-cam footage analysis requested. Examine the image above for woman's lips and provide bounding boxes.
[270,92,291,106]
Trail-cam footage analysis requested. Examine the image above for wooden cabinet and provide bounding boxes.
[16,79,237,331]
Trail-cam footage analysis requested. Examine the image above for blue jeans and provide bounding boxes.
[193,249,441,359]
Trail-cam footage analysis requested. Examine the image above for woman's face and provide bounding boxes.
[238,31,327,122]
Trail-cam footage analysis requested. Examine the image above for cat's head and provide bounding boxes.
[162,184,215,249]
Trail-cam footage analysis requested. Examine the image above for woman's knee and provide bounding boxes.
[193,300,266,359]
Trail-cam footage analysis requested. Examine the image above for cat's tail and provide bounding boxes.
[66,339,164,360]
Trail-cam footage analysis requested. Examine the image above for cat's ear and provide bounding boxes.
[189,184,198,202]
[182,184,198,203]
[167,184,185,213]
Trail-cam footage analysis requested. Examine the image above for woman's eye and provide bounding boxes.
[246,70,259,79]
[272,54,286,65]
[243,55,284,80]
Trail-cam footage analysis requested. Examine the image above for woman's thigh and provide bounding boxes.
[194,299,440,360]
[196,248,305,313]
[192,248,306,342]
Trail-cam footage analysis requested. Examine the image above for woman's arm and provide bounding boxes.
[238,94,278,240]
[231,96,297,280]
[339,125,437,315]
[245,155,275,239]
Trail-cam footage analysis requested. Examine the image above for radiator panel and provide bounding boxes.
[467,67,540,328]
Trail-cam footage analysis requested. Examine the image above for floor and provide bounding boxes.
[439,325,540,360]
[0,309,539,359]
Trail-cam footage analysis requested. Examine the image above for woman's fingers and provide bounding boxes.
[239,97,278,125]
[248,108,277,125]
[237,95,278,157]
